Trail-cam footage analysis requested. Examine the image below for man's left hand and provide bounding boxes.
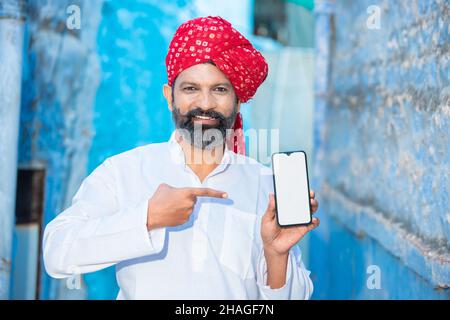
[261,190,319,257]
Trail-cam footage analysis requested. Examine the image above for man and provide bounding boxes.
[43,16,319,299]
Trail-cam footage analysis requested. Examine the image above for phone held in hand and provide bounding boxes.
[271,151,312,227]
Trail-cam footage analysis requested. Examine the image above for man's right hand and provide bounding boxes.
[146,183,228,230]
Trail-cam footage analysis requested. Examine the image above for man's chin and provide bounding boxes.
[188,120,222,131]
[180,129,227,150]
[192,118,220,127]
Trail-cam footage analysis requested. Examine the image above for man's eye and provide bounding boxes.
[183,87,197,92]
[214,87,228,93]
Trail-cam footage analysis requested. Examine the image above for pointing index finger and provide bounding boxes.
[188,187,228,199]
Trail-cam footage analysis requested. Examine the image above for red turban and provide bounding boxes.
[165,16,269,155]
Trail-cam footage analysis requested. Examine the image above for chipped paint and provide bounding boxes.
[0,0,26,299]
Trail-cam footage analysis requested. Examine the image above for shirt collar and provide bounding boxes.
[167,130,233,177]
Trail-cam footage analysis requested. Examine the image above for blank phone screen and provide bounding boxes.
[272,151,311,226]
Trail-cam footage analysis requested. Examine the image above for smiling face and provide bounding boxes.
[163,62,240,150]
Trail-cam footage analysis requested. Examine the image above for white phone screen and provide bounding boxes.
[272,151,312,226]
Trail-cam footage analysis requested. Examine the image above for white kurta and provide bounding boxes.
[43,131,313,299]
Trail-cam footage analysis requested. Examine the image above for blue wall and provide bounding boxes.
[310,0,449,299]
[17,0,104,299]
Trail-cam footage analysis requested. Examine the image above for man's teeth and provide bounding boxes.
[195,115,215,120]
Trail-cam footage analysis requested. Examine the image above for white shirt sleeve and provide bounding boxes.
[256,245,313,300]
[254,168,314,300]
[43,158,166,279]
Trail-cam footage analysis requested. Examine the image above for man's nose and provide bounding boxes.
[196,90,215,110]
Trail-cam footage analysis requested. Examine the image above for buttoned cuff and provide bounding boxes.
[147,227,166,253]
[136,200,166,254]
[257,249,293,300]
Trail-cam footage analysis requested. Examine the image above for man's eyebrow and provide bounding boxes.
[178,81,198,87]
[214,83,232,88]
[178,81,232,88]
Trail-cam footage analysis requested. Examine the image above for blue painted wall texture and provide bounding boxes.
[17,0,104,299]
[0,0,26,299]
[310,0,449,299]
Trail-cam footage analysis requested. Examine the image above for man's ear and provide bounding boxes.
[163,84,173,111]
[237,100,241,113]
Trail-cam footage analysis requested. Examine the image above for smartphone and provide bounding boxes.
[271,151,312,227]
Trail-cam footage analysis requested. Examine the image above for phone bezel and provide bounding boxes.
[271,150,313,227]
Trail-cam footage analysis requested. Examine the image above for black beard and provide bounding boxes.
[172,105,237,150]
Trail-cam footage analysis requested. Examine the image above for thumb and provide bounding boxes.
[264,193,276,220]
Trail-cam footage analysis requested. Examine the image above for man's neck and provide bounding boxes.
[175,131,226,183]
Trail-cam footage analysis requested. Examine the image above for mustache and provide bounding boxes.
[179,107,226,126]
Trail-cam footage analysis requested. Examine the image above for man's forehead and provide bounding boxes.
[175,62,232,86]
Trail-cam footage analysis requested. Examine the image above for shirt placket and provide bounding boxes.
[186,169,210,272]
[169,134,232,272]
